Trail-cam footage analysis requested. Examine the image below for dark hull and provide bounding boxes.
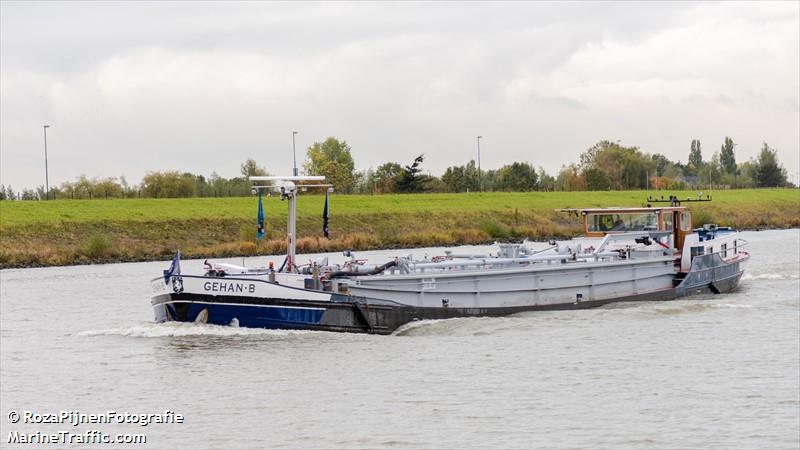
[152,292,368,334]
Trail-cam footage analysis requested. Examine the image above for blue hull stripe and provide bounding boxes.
[186,301,325,311]
[159,301,326,329]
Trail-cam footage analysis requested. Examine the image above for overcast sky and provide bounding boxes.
[1,1,798,189]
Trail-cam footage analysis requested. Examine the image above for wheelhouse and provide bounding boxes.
[577,207,693,249]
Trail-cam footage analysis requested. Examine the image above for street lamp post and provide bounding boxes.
[43,125,50,200]
[732,142,737,189]
[292,131,299,177]
[477,135,482,192]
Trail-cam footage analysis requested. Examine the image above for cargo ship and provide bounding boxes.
[151,177,748,334]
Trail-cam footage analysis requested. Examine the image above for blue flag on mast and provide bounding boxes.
[163,251,181,285]
[256,190,265,240]
[322,190,330,239]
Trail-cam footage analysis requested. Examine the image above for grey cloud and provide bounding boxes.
[1,1,797,189]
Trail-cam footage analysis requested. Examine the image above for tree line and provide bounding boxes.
[0,160,266,200]
[0,136,792,200]
[300,136,790,194]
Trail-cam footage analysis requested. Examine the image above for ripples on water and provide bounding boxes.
[1,230,798,449]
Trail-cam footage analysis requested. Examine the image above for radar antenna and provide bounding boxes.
[646,193,712,207]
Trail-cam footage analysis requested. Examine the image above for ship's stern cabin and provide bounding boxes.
[577,206,693,250]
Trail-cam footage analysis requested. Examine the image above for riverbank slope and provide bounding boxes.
[1,189,797,268]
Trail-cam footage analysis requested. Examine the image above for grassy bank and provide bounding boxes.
[1,189,798,268]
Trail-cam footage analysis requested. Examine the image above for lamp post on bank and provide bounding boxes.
[292,131,299,176]
[43,125,50,200]
[732,142,737,189]
[477,135,482,192]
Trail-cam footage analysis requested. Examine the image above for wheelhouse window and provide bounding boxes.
[681,211,692,231]
[587,212,659,233]
[663,212,674,231]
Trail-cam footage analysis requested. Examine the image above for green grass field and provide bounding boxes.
[3,189,797,227]
[1,189,798,268]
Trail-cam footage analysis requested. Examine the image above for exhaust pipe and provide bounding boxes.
[329,260,398,279]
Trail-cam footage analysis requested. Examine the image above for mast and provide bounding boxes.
[249,175,328,272]
[287,185,297,269]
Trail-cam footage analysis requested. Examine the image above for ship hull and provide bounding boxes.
[151,253,746,335]
[151,246,749,334]
[152,287,680,335]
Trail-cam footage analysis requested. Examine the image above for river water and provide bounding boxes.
[1,229,798,449]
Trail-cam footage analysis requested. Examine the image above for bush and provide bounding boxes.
[479,220,511,240]
[691,210,715,228]
[81,233,112,259]
[239,223,258,242]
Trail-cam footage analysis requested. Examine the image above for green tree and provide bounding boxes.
[583,167,612,190]
[650,154,671,177]
[495,162,538,191]
[20,188,37,200]
[579,140,652,190]
[537,167,556,192]
[396,154,425,193]
[441,165,467,192]
[141,171,197,198]
[207,172,225,196]
[420,175,447,192]
[372,162,403,193]
[441,160,480,192]
[303,137,356,193]
[240,158,267,178]
[755,143,787,187]
[719,136,736,175]
[92,177,124,199]
[193,174,210,197]
[619,149,651,189]
[698,152,723,188]
[74,175,95,199]
[119,176,139,198]
[352,169,373,194]
[555,164,585,191]
[689,139,703,173]
[733,160,757,188]
[481,169,498,192]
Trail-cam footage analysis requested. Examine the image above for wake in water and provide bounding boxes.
[79,300,762,340]
[648,302,755,316]
[392,310,588,337]
[393,300,759,335]
[77,321,320,338]
[742,272,799,280]
[392,315,531,337]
